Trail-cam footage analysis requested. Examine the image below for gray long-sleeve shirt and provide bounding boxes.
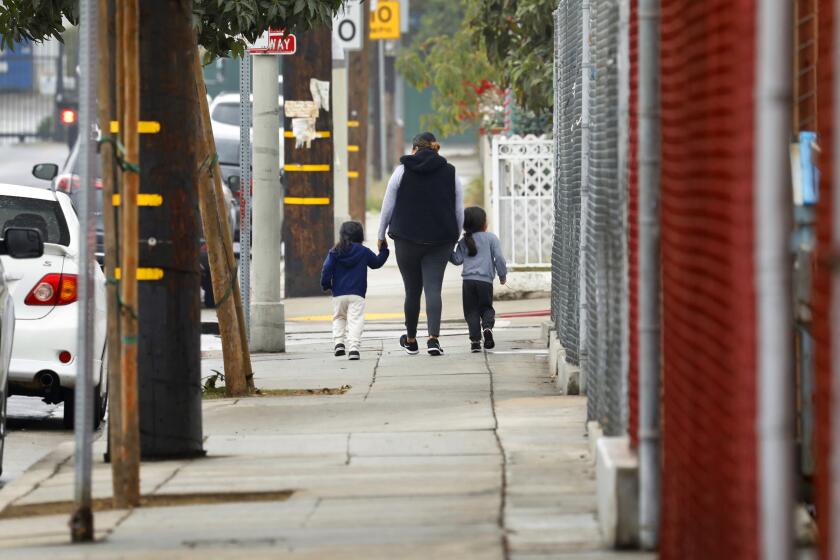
[377,165,464,241]
[449,231,508,284]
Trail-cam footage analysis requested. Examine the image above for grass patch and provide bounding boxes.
[465,176,484,207]
[366,178,388,212]
[201,372,352,399]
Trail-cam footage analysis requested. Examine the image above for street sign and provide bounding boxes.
[249,28,297,55]
[370,1,400,40]
[334,0,363,52]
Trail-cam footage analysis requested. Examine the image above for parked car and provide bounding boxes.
[42,139,237,309]
[0,227,45,476]
[0,181,108,429]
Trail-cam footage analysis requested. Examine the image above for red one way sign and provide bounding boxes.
[248,28,297,55]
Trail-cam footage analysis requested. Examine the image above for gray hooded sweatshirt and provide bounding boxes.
[449,231,508,284]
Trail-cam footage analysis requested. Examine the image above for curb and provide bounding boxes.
[0,441,74,515]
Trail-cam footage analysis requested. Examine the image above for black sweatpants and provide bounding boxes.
[462,279,495,341]
[394,239,453,338]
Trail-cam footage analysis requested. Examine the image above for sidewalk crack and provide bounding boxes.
[363,340,383,401]
[301,497,322,528]
[485,351,510,560]
[344,433,352,466]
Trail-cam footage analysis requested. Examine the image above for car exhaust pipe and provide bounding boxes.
[38,371,57,389]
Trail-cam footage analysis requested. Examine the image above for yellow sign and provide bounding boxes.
[370,1,400,40]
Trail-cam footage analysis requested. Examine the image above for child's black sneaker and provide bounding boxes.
[427,338,444,356]
[400,334,420,355]
[483,329,495,350]
[348,350,360,361]
[334,344,346,357]
[470,341,482,353]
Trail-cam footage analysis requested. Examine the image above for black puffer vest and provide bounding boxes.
[388,149,459,244]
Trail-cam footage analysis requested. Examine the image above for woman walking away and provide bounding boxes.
[450,207,507,352]
[378,132,464,356]
[321,221,389,360]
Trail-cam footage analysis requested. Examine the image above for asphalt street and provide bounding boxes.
[0,141,69,188]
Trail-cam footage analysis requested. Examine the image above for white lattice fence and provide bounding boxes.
[491,134,555,268]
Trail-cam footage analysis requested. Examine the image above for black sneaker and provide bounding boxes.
[470,341,482,353]
[334,344,346,357]
[348,350,360,361]
[483,329,495,350]
[427,338,444,356]
[400,334,419,355]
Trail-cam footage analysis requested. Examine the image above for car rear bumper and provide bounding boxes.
[8,304,102,394]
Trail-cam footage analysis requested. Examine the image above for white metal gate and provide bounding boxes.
[491,134,555,267]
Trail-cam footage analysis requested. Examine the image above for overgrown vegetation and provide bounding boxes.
[397,0,553,137]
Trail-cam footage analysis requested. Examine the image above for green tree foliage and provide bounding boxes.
[468,0,555,114]
[396,0,500,137]
[0,0,344,59]
[397,0,553,137]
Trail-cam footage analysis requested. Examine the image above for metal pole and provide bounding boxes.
[578,0,591,395]
[378,40,387,180]
[332,58,350,235]
[755,0,794,557]
[638,0,661,549]
[71,0,97,542]
[250,54,285,352]
[239,53,252,338]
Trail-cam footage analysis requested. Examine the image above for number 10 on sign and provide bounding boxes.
[370,1,400,40]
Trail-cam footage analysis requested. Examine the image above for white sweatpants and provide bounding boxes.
[332,295,366,351]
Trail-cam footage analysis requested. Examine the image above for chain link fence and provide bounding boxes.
[552,0,583,366]
[553,0,629,436]
[584,0,627,436]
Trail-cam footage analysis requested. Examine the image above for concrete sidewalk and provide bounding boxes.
[0,319,651,559]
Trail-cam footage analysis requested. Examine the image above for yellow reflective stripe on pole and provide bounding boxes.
[112,194,163,207]
[347,120,360,128]
[284,197,330,205]
[109,121,161,134]
[283,131,331,138]
[348,171,360,178]
[284,164,331,172]
[114,267,165,281]
[348,145,360,152]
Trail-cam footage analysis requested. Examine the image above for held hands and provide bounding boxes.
[378,239,388,250]
[500,276,507,285]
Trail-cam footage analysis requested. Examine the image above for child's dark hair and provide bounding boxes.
[463,207,487,257]
[334,221,364,253]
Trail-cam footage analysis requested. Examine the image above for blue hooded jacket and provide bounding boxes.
[320,242,389,297]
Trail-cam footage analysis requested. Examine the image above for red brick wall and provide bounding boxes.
[658,1,759,557]
[814,1,833,557]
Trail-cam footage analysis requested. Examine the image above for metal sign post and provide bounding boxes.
[71,0,97,542]
[370,1,400,181]
[239,53,252,339]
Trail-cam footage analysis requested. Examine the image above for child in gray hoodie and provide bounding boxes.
[450,207,508,352]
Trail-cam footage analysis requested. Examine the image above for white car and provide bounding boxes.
[0,227,43,475]
[0,183,108,429]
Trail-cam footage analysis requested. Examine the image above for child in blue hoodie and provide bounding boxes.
[321,221,389,360]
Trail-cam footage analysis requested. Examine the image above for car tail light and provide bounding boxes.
[60,109,77,125]
[24,274,78,306]
[56,173,80,193]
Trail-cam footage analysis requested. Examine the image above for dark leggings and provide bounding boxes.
[463,280,495,341]
[394,239,453,338]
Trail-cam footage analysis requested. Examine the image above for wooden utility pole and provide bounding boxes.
[117,0,140,505]
[283,25,335,297]
[347,10,370,223]
[192,52,251,397]
[136,0,203,458]
[98,0,132,507]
